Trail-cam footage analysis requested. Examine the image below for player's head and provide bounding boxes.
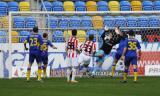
[43,33,48,39]
[72,29,77,36]
[89,34,94,41]
[33,26,38,33]
[128,30,135,36]
[104,30,113,40]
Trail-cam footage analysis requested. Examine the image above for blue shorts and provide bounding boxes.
[29,52,41,64]
[115,53,122,60]
[125,56,137,66]
[41,54,48,65]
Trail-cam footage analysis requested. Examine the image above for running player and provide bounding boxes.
[121,30,141,83]
[41,33,57,79]
[66,29,79,83]
[24,26,43,82]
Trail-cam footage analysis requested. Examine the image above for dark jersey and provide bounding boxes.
[100,31,123,54]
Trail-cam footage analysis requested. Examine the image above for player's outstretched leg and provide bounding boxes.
[26,64,31,82]
[71,67,78,83]
[133,65,138,82]
[67,67,71,82]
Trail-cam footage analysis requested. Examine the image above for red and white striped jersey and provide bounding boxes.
[81,40,96,56]
[66,36,78,58]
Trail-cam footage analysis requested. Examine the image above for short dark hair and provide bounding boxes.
[128,30,135,36]
[72,29,77,36]
[43,33,48,38]
[33,26,38,33]
[89,34,94,41]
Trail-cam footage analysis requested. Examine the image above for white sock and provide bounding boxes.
[71,68,76,81]
[67,68,71,81]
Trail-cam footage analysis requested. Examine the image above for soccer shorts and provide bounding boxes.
[29,52,41,64]
[125,56,137,67]
[78,52,91,66]
[41,54,48,65]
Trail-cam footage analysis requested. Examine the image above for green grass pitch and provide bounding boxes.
[0,77,160,96]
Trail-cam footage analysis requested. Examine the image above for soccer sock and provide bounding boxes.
[111,65,116,76]
[123,68,128,81]
[43,66,47,78]
[134,68,138,81]
[71,68,76,81]
[67,68,71,82]
[26,68,31,81]
[37,66,42,80]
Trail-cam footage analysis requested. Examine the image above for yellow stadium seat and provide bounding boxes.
[108,1,120,11]
[2,16,8,28]
[12,31,19,43]
[77,30,86,43]
[19,2,30,11]
[63,30,72,41]
[92,16,103,29]
[131,0,142,11]
[64,1,75,11]
[86,1,97,11]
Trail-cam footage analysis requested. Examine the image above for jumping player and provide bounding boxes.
[121,30,141,83]
[78,34,96,77]
[41,33,57,79]
[66,29,79,83]
[24,26,43,82]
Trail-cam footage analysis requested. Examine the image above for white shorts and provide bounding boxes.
[66,57,78,67]
[78,52,91,66]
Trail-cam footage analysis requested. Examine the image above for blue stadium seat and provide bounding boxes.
[52,30,64,42]
[97,1,108,11]
[138,16,149,27]
[0,31,7,43]
[41,1,52,11]
[19,31,30,43]
[0,2,8,16]
[25,17,36,28]
[81,16,92,29]
[52,1,63,11]
[13,16,25,28]
[120,1,131,11]
[154,1,160,10]
[103,16,115,27]
[149,16,160,27]
[46,16,58,28]
[8,1,19,11]
[126,16,138,27]
[142,1,153,11]
[115,16,126,27]
[59,16,70,29]
[70,16,81,29]
[75,1,86,11]
[86,30,97,42]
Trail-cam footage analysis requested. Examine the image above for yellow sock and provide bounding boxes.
[111,66,115,76]
[123,73,127,81]
[134,72,138,81]
[26,70,31,81]
[43,68,46,78]
[38,68,42,80]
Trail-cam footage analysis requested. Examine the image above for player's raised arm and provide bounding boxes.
[23,36,29,51]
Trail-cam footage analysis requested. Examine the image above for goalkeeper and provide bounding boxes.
[92,26,123,75]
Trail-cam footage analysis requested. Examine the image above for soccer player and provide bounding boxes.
[78,34,96,77]
[24,26,43,82]
[92,27,123,75]
[111,33,128,77]
[66,29,79,83]
[41,33,57,79]
[121,30,141,83]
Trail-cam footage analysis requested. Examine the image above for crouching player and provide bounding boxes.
[92,27,123,75]
[41,33,57,79]
[78,35,96,77]
[121,30,141,83]
[24,26,43,82]
[66,30,79,83]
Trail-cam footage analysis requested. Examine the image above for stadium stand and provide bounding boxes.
[41,1,52,11]
[52,1,63,11]
[97,1,108,11]
[142,0,153,11]
[108,1,120,11]
[64,1,75,11]
[19,1,30,11]
[154,0,160,10]
[120,0,131,11]
[0,2,8,16]
[131,0,142,11]
[75,1,86,11]
[8,1,19,12]
[86,1,97,11]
